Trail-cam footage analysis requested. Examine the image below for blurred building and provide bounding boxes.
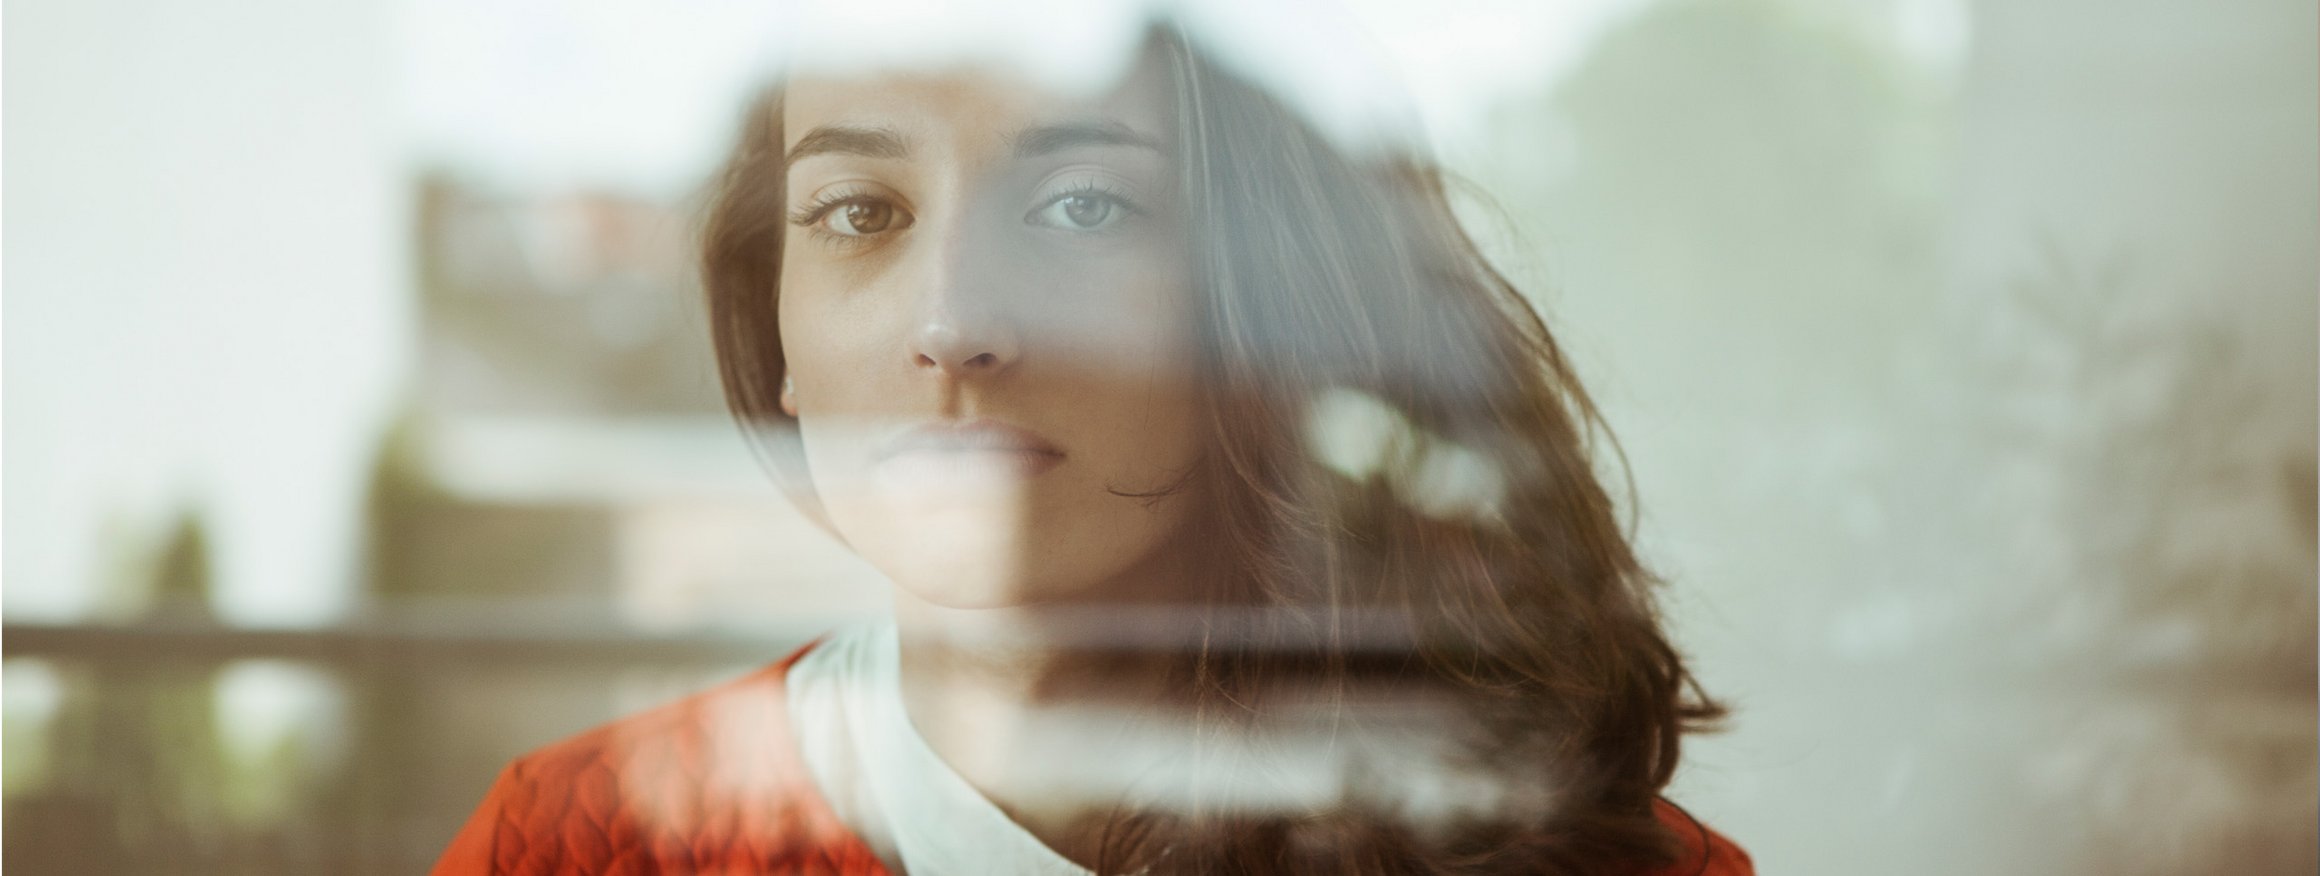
[5,172,885,874]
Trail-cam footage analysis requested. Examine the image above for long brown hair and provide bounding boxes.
[702,26,1724,876]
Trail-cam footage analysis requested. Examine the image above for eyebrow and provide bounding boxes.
[1011,121,1165,158]
[782,120,1164,172]
[784,125,908,170]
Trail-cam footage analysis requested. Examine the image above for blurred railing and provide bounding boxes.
[2,618,821,669]
[1,615,824,876]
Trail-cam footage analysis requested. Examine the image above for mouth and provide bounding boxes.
[880,418,1066,474]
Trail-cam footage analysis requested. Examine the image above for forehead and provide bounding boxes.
[780,57,1174,154]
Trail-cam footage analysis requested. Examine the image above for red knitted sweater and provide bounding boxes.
[431,643,1753,875]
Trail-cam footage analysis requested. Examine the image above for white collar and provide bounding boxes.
[786,621,1095,876]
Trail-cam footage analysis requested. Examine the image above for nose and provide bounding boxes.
[907,214,1020,377]
[912,314,1016,375]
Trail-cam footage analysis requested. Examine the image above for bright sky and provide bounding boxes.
[396,0,1660,194]
[7,0,1966,626]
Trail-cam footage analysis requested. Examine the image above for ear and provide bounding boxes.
[778,373,799,417]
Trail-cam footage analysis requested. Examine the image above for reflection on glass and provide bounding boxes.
[6,1,2312,874]
[428,22,1744,876]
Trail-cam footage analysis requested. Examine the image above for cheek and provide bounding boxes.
[1029,271,1208,577]
[776,269,902,511]
[1039,246,1205,467]
[777,263,898,414]
[1026,243,1200,388]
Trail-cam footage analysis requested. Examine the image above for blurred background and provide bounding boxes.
[4,0,2313,873]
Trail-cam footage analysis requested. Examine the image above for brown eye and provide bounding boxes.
[788,191,915,241]
[832,200,898,235]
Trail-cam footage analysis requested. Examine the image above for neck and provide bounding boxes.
[888,552,1205,870]
[894,602,1174,701]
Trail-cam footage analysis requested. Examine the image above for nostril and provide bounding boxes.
[915,351,1002,372]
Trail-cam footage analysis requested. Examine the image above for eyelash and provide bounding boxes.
[787,188,887,247]
[1029,179,1146,227]
[1030,179,1146,234]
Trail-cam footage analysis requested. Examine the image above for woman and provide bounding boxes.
[433,24,1749,876]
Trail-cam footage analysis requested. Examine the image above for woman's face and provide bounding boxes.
[776,59,1205,609]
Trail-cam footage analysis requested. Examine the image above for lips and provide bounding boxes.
[881,418,1065,468]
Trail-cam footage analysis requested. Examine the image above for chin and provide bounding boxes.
[886,564,1044,610]
[879,549,1132,614]
[826,495,1187,614]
